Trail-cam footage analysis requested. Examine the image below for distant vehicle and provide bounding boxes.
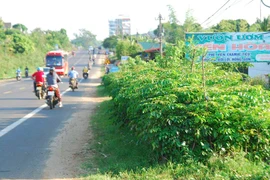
[16,72,21,81]
[45,50,69,76]
[42,67,50,77]
[89,46,93,52]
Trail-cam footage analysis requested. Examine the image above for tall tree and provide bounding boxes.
[212,20,236,32]
[257,16,270,31]
[103,36,118,49]
[183,9,202,32]
[45,29,72,50]
[12,23,28,33]
[236,19,249,32]
[167,5,178,24]
[71,29,99,48]
[116,39,142,59]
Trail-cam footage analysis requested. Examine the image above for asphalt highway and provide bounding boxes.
[0,51,101,179]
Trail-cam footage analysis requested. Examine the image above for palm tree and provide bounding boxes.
[256,16,270,31]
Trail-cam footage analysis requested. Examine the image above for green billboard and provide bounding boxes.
[185,32,270,62]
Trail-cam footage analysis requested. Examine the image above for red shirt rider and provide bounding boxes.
[32,69,44,83]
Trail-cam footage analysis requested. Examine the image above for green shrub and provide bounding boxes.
[103,42,270,163]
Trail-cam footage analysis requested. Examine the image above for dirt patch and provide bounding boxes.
[42,56,109,179]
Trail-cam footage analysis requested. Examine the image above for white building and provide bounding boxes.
[109,15,131,37]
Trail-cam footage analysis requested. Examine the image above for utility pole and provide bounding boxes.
[260,0,262,21]
[156,13,164,57]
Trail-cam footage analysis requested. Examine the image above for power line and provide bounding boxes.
[224,0,244,10]
[245,0,256,7]
[261,0,270,8]
[201,0,231,25]
[204,0,246,26]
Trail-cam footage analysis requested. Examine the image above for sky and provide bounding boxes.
[0,0,270,41]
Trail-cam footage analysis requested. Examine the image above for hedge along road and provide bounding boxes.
[0,51,104,179]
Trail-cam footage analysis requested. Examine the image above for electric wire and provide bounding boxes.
[244,0,256,7]
[201,0,231,25]
[204,0,246,26]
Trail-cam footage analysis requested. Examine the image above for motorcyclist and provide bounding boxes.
[92,54,96,64]
[83,66,89,74]
[105,64,110,74]
[25,66,29,77]
[16,68,21,75]
[68,66,79,88]
[31,67,45,93]
[46,67,63,107]
[83,66,89,78]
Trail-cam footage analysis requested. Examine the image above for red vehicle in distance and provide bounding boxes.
[45,50,69,76]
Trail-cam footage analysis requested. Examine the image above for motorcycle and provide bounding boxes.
[25,70,29,78]
[16,72,21,81]
[69,78,77,91]
[105,66,110,74]
[46,85,59,109]
[83,72,88,79]
[35,82,46,100]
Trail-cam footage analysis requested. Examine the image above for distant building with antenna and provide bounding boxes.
[109,15,131,37]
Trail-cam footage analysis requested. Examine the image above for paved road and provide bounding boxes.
[0,51,102,179]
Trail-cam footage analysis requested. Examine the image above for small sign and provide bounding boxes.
[121,56,129,61]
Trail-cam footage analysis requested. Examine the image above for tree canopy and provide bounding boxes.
[71,29,100,48]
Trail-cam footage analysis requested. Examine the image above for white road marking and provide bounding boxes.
[0,79,82,138]
[3,91,12,94]
[0,51,87,138]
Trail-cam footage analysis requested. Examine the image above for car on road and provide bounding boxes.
[42,67,50,77]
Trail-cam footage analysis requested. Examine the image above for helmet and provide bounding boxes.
[37,67,41,71]
[71,66,75,70]
[49,67,55,71]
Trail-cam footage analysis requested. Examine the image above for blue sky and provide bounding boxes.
[0,0,269,40]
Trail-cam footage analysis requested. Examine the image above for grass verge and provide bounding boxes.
[81,85,270,180]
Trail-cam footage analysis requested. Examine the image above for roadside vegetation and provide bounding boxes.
[0,18,100,79]
[82,41,270,179]
[0,19,73,79]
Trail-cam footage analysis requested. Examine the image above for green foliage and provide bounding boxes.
[46,29,72,50]
[0,24,73,79]
[256,16,270,31]
[0,18,4,29]
[212,20,237,32]
[103,36,118,49]
[103,41,270,163]
[84,86,270,179]
[10,33,34,54]
[12,23,28,33]
[247,76,270,90]
[115,40,142,59]
[183,9,203,33]
[71,29,100,48]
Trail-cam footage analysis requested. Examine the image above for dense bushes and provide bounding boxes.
[103,42,270,162]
